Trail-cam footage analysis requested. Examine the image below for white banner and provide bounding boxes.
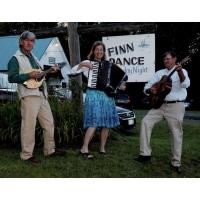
[102,34,155,82]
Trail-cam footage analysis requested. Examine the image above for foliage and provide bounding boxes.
[0,22,58,35]
[0,110,200,177]
[0,97,83,146]
[0,101,21,144]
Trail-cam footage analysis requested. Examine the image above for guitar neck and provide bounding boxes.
[167,56,189,79]
[167,68,177,79]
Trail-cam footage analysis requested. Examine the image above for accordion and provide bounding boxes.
[87,60,128,97]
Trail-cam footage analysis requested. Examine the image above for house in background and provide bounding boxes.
[0,35,71,94]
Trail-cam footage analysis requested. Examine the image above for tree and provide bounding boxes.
[67,22,83,108]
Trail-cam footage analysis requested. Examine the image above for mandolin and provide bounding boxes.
[23,62,66,89]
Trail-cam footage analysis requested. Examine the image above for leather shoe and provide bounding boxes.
[170,164,182,174]
[46,149,66,157]
[25,156,41,165]
[134,155,151,163]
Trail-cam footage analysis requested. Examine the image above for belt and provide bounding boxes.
[163,100,184,104]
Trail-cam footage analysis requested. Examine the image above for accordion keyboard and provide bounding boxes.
[88,61,99,88]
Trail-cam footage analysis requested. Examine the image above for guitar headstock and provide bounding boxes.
[180,56,191,65]
[179,34,200,66]
[189,33,200,54]
[188,34,200,57]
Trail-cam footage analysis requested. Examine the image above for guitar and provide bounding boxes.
[148,56,191,109]
[147,33,200,109]
[23,62,66,89]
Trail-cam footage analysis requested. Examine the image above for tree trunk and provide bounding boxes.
[67,22,83,108]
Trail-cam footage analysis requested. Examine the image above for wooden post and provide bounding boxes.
[67,22,83,107]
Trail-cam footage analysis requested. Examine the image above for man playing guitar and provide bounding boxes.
[134,51,190,174]
[8,31,65,164]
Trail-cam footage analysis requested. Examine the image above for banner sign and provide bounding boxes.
[102,34,155,82]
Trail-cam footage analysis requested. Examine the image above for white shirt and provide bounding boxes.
[144,66,190,101]
[70,60,90,77]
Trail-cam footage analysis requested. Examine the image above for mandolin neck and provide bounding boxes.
[42,62,65,75]
[43,68,54,76]
[37,67,56,81]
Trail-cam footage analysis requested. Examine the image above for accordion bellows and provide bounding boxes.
[88,60,128,96]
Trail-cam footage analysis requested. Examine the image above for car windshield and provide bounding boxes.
[116,94,129,99]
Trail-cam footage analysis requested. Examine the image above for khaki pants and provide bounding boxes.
[20,93,55,160]
[140,102,185,167]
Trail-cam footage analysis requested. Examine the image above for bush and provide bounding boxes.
[0,97,84,146]
[49,97,84,145]
[0,101,21,145]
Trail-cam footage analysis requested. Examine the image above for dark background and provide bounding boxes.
[1,22,199,109]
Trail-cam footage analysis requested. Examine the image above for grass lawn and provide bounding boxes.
[0,110,200,178]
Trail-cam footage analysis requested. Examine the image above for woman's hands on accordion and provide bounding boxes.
[119,81,126,91]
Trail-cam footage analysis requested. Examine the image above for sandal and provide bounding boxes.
[79,151,94,159]
[99,151,107,156]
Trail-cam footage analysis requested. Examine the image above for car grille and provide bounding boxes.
[118,111,135,119]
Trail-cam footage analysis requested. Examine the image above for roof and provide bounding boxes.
[0,35,53,71]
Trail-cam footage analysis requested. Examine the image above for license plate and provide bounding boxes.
[128,119,134,125]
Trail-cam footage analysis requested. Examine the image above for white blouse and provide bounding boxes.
[144,66,190,101]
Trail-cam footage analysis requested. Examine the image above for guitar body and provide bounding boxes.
[149,75,172,109]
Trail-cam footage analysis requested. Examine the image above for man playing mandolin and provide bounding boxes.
[8,31,65,164]
[134,51,190,174]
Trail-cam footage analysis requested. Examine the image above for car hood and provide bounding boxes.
[116,106,132,113]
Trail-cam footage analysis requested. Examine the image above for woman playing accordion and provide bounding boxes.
[75,41,127,159]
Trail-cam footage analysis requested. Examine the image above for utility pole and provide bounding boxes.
[67,22,83,108]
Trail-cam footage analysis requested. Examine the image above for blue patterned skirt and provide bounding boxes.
[84,89,120,129]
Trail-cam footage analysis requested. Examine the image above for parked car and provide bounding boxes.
[184,101,191,109]
[0,89,17,102]
[114,93,132,109]
[116,106,136,134]
[53,87,72,101]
